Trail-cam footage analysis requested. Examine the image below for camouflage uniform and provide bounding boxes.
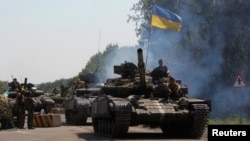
[16,92,25,129]
[24,91,35,129]
[9,78,20,91]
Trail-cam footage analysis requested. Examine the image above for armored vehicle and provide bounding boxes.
[91,48,211,138]
[7,78,55,116]
[64,73,101,125]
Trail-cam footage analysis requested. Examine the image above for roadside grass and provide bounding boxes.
[208,115,250,125]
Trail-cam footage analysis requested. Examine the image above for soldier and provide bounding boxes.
[155,59,168,72]
[77,80,86,89]
[52,87,58,95]
[60,84,66,97]
[24,91,35,129]
[73,80,86,94]
[167,77,181,100]
[9,78,20,91]
[15,90,25,129]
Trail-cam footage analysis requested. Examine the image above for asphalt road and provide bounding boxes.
[0,114,208,141]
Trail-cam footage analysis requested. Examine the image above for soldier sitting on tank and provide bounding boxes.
[52,87,58,95]
[154,78,170,99]
[167,77,182,100]
[74,80,87,89]
[155,59,169,73]
[73,80,87,95]
[151,59,169,84]
[9,78,20,91]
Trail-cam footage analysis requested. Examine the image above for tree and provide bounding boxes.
[129,0,250,118]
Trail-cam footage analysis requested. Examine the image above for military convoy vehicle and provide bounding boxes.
[7,78,55,116]
[91,48,211,138]
[64,73,102,125]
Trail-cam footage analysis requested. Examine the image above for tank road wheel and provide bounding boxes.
[161,104,209,138]
[68,110,74,124]
[92,117,99,133]
[161,125,191,137]
[71,110,87,125]
[161,125,179,137]
[65,110,70,124]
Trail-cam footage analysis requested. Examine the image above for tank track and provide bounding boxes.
[65,110,88,125]
[188,103,210,137]
[92,112,131,137]
[161,103,209,138]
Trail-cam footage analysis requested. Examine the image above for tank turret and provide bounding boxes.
[7,78,55,117]
[91,48,211,138]
[114,61,137,79]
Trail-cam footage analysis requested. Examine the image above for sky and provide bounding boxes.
[0,0,138,84]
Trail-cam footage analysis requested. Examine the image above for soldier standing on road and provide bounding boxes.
[16,89,25,129]
[25,91,35,129]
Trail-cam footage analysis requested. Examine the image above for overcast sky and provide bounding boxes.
[0,0,138,84]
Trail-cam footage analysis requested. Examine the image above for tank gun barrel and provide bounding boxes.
[23,77,27,89]
[137,48,146,88]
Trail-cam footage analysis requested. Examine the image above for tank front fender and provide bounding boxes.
[75,98,91,109]
[110,100,133,112]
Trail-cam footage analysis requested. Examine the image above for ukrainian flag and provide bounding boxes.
[151,5,182,32]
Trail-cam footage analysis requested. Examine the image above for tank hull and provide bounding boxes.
[64,96,94,125]
[63,83,101,125]
[91,95,210,137]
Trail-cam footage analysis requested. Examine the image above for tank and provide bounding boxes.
[64,73,101,125]
[91,48,211,138]
[7,78,55,117]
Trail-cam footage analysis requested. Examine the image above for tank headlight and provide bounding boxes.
[109,102,113,109]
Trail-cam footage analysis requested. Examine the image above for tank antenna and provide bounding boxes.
[98,29,102,53]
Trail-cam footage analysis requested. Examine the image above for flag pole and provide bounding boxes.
[145,26,151,68]
[145,3,155,68]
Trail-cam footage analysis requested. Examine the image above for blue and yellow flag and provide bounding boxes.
[151,5,182,32]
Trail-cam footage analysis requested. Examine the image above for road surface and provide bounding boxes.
[0,114,208,141]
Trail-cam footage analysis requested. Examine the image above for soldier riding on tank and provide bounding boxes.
[91,48,211,138]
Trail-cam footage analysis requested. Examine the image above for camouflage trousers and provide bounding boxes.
[17,107,25,129]
[26,108,34,128]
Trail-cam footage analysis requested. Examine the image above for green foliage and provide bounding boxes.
[38,77,77,95]
[209,114,250,125]
[0,81,8,93]
[80,43,120,82]
[35,43,121,94]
